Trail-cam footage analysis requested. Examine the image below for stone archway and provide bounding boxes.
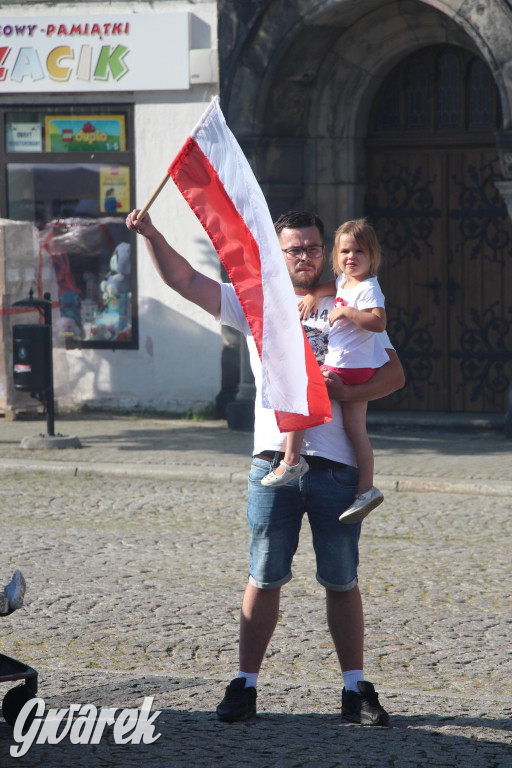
[218,0,512,415]
[224,6,508,127]
[221,1,511,230]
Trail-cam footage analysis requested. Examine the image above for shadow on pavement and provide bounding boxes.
[1,707,511,768]
[96,426,252,454]
[369,427,512,457]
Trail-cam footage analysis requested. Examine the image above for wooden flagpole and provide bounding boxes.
[136,172,171,220]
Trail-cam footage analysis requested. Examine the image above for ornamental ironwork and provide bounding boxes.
[367,163,441,266]
[448,159,512,263]
[451,303,512,406]
[386,302,441,403]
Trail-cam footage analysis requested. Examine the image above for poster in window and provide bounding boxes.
[45,115,126,152]
[6,123,43,152]
[99,165,130,213]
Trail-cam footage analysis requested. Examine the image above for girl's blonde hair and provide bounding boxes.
[332,218,382,277]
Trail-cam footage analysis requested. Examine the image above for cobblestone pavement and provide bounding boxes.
[0,414,511,767]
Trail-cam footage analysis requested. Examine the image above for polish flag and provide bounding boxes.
[168,97,331,432]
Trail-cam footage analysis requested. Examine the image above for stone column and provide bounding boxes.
[225,337,256,431]
[495,131,512,438]
[495,130,512,214]
[495,179,512,218]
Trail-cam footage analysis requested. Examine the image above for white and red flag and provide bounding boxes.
[167,96,331,432]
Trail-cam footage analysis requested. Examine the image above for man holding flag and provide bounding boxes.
[126,206,404,726]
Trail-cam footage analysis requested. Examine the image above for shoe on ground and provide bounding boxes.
[338,486,384,524]
[342,681,390,726]
[216,678,257,722]
[5,570,26,612]
[261,456,309,487]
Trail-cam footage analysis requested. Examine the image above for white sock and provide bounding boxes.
[237,671,258,689]
[343,669,364,693]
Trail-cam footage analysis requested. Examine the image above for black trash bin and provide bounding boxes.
[12,324,51,394]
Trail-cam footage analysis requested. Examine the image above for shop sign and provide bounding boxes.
[0,13,190,92]
[45,115,125,152]
[6,122,42,151]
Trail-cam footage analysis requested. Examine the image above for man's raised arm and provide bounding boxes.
[126,210,221,317]
[323,349,405,402]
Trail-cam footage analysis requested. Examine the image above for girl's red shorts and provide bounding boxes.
[320,364,375,385]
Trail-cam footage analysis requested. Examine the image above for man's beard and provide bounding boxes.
[291,271,322,291]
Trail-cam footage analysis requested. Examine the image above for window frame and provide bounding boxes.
[0,101,138,351]
[367,45,501,148]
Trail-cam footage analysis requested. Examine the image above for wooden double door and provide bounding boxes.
[366,47,512,412]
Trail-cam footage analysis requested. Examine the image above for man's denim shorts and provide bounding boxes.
[247,456,361,591]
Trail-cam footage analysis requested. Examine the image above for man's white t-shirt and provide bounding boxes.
[324,276,389,369]
[219,282,392,467]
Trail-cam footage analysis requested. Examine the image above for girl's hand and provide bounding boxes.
[298,293,318,320]
[328,306,346,326]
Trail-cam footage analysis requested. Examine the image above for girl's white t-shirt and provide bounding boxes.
[219,282,393,465]
[324,275,390,370]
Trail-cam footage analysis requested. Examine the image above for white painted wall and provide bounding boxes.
[4,2,223,413]
[55,89,223,413]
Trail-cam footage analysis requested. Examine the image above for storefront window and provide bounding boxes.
[1,106,136,349]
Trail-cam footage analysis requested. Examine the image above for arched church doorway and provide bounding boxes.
[366,45,512,413]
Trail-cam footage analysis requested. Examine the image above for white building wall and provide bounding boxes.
[6,1,222,413]
[56,88,223,413]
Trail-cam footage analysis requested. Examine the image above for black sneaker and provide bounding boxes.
[341,681,390,726]
[216,678,257,722]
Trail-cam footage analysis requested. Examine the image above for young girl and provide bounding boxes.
[261,218,389,524]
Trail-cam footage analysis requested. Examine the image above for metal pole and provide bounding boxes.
[43,292,55,437]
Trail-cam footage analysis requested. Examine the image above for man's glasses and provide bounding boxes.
[281,245,325,260]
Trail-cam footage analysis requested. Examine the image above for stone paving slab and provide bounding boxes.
[0,467,511,767]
